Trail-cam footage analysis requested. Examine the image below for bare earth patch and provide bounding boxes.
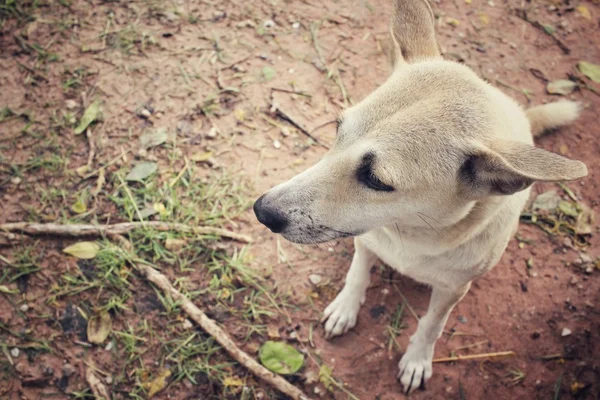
[0,0,599,399]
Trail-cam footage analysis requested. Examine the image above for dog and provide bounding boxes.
[253,0,588,393]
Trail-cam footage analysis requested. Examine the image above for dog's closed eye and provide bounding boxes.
[357,153,395,192]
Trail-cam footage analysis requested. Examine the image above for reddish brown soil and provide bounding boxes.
[1,0,599,399]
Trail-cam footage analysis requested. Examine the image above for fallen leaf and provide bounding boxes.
[571,380,586,394]
[546,79,577,95]
[165,238,186,251]
[191,151,213,162]
[125,162,157,181]
[559,144,569,155]
[578,61,600,83]
[267,326,281,339]
[85,367,110,399]
[0,285,19,294]
[533,191,561,212]
[446,18,460,27]
[147,369,171,398]
[479,13,489,26]
[137,206,157,220]
[574,203,595,235]
[319,364,334,392]
[234,108,246,122]
[262,66,276,81]
[140,128,168,149]
[576,5,591,20]
[259,341,304,375]
[87,311,112,344]
[153,203,168,216]
[559,200,579,217]
[63,242,100,259]
[74,101,101,135]
[223,376,244,387]
[71,199,87,214]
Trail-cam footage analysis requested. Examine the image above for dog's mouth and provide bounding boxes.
[281,226,358,244]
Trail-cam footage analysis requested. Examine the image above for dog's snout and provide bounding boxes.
[253,195,288,233]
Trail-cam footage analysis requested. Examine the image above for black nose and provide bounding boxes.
[253,195,288,233]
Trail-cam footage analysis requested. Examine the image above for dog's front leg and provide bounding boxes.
[398,282,471,394]
[321,237,377,339]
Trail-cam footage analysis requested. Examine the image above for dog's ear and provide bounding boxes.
[390,0,440,66]
[459,140,588,197]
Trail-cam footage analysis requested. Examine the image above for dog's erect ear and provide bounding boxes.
[390,0,440,66]
[460,140,588,197]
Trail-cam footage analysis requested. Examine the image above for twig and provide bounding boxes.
[85,365,110,399]
[272,106,328,149]
[432,350,515,363]
[0,222,252,243]
[516,11,570,55]
[271,87,312,98]
[392,284,420,322]
[137,263,310,400]
[85,128,96,170]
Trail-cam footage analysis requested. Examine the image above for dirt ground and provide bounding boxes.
[1,0,599,399]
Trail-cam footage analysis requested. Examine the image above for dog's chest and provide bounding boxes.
[359,228,484,288]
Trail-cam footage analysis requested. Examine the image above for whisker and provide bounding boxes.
[416,213,441,237]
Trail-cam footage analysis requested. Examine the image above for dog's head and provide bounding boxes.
[254,0,587,244]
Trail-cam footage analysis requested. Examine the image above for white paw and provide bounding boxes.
[397,341,434,394]
[320,288,365,339]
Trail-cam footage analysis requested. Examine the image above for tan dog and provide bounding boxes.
[254,0,587,393]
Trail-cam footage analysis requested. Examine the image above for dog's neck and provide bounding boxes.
[383,194,520,252]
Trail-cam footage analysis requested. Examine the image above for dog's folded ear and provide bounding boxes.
[390,0,441,66]
[459,140,588,197]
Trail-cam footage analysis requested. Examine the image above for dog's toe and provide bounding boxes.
[397,345,433,395]
[321,289,362,339]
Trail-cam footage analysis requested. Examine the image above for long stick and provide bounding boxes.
[0,222,252,243]
[137,263,310,400]
[432,350,515,363]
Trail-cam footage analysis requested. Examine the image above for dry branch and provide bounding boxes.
[0,222,252,243]
[517,11,570,54]
[137,263,310,400]
[432,350,515,363]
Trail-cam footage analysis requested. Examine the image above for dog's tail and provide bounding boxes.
[526,100,581,138]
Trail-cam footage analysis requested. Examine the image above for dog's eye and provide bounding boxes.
[357,164,394,192]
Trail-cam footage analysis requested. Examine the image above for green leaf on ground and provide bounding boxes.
[63,241,100,259]
[126,162,157,181]
[578,61,600,83]
[259,341,304,375]
[74,101,101,134]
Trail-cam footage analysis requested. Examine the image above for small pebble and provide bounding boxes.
[561,327,572,337]
[585,266,593,274]
[206,127,218,139]
[19,304,29,312]
[292,22,300,29]
[570,276,579,285]
[579,253,592,264]
[139,109,151,118]
[10,348,19,358]
[309,274,322,285]
[273,139,281,149]
[65,99,78,109]
[62,364,76,377]
[263,19,275,28]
